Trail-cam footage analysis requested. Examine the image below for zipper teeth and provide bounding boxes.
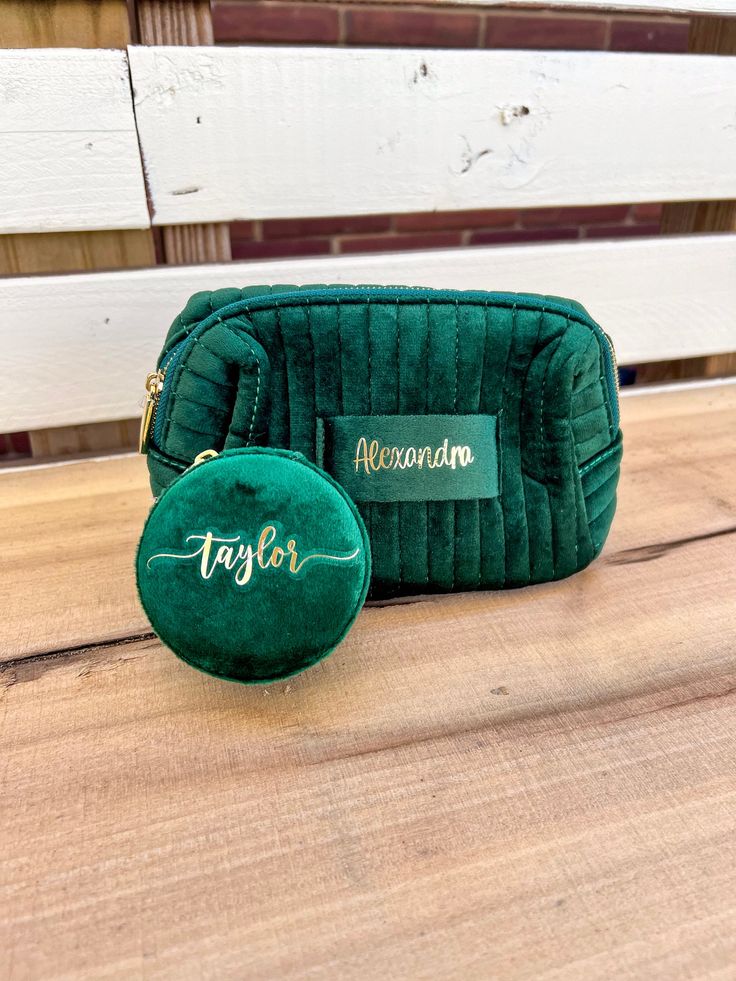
[154,286,620,445]
[152,349,181,444]
[603,332,621,402]
[149,380,161,436]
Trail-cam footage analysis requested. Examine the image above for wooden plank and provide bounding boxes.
[135,0,232,264]
[0,0,131,48]
[129,46,736,224]
[27,419,140,458]
[0,451,151,659]
[0,379,734,661]
[0,48,150,234]
[661,16,736,240]
[0,7,155,276]
[1,383,735,979]
[136,0,214,47]
[0,7,157,458]
[0,228,154,275]
[2,234,736,432]
[659,16,736,384]
[159,221,232,264]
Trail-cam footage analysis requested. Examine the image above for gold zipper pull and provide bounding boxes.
[138,370,164,455]
[192,449,219,466]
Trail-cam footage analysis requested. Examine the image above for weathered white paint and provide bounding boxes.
[2,234,735,431]
[622,377,736,396]
[0,49,150,234]
[129,46,736,225]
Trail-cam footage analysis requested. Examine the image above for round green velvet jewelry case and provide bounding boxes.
[136,447,371,683]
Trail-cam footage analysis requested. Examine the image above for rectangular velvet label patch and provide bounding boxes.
[317,414,499,503]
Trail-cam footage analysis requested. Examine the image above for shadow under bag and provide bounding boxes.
[141,285,622,599]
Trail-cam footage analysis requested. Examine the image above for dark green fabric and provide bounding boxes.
[318,414,499,502]
[146,286,622,599]
[137,447,370,683]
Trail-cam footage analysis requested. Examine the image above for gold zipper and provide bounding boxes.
[603,332,621,403]
[138,369,165,454]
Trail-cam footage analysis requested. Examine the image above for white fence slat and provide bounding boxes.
[129,46,736,225]
[2,234,735,432]
[0,49,150,234]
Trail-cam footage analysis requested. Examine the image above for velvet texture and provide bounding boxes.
[146,286,622,599]
[137,448,371,683]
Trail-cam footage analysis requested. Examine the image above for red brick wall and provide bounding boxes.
[231,204,663,260]
[213,2,688,259]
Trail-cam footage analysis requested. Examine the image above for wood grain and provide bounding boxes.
[1,386,735,979]
[27,418,140,458]
[159,221,232,264]
[129,46,736,224]
[661,15,736,240]
[0,3,158,458]
[2,382,734,662]
[658,15,736,384]
[0,0,131,48]
[3,235,736,432]
[136,0,214,45]
[0,229,154,275]
[135,0,232,264]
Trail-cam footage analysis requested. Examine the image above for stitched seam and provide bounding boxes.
[572,401,609,424]
[160,296,616,429]
[216,316,262,446]
[539,325,569,580]
[169,390,230,414]
[305,298,317,453]
[424,299,430,587]
[597,342,614,442]
[365,301,373,550]
[537,305,553,580]
[396,297,402,586]
[583,467,619,504]
[168,420,222,439]
[336,297,344,415]
[274,302,290,449]
[539,315,561,480]
[587,493,617,526]
[574,375,605,399]
[316,418,325,468]
[477,306,490,588]
[367,300,373,414]
[171,363,236,390]
[494,302,512,588]
[451,300,459,589]
[452,299,459,413]
[579,440,621,477]
[500,303,516,587]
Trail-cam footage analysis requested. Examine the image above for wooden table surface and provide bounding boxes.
[1,383,735,980]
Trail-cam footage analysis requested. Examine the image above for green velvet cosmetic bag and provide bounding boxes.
[141,285,622,599]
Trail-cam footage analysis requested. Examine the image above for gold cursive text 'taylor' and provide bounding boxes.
[147,526,360,587]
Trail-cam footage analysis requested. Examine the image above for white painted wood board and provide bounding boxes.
[2,234,735,431]
[0,49,150,234]
[129,46,736,225]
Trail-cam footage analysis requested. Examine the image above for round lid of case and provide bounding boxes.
[136,447,370,684]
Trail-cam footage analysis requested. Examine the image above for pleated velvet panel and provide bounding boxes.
[148,286,622,598]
